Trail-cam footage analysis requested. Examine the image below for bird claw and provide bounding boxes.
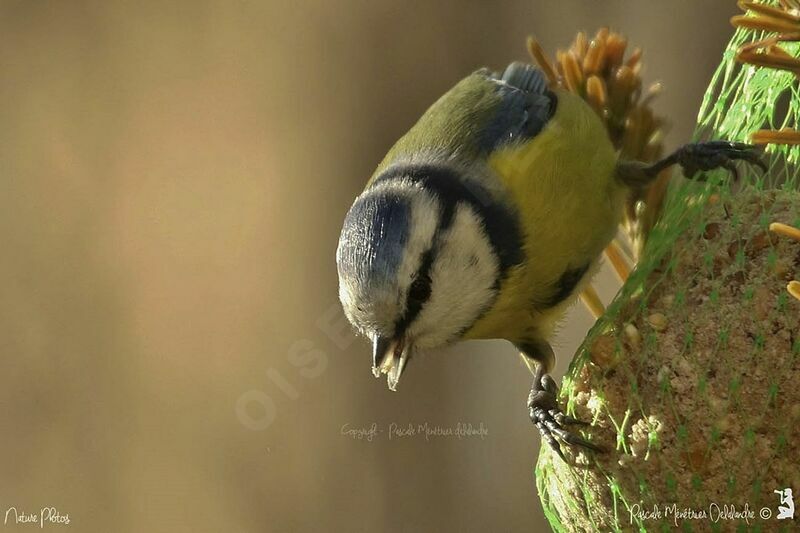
[674,141,767,181]
[528,373,603,461]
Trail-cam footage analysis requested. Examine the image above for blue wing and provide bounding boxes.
[478,62,556,153]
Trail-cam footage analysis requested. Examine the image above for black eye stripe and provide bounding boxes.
[408,271,432,304]
[393,247,435,337]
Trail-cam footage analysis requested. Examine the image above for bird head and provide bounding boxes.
[336,167,517,390]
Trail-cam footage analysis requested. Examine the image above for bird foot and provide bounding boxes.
[528,372,603,461]
[667,141,767,182]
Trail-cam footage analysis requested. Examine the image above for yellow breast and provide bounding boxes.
[463,90,625,345]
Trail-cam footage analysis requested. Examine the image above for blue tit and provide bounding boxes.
[336,62,764,458]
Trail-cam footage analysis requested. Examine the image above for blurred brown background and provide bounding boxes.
[0,1,738,532]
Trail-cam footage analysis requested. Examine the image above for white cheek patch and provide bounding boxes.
[409,205,499,348]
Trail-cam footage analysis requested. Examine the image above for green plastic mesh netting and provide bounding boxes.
[535,13,800,533]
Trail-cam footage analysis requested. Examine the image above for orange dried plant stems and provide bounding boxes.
[788,280,800,301]
[769,222,800,241]
[751,128,800,144]
[580,285,605,320]
[603,242,632,284]
[527,36,559,86]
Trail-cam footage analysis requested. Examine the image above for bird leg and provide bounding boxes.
[519,341,603,461]
[616,141,767,188]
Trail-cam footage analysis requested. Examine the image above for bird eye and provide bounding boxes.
[407,273,432,304]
